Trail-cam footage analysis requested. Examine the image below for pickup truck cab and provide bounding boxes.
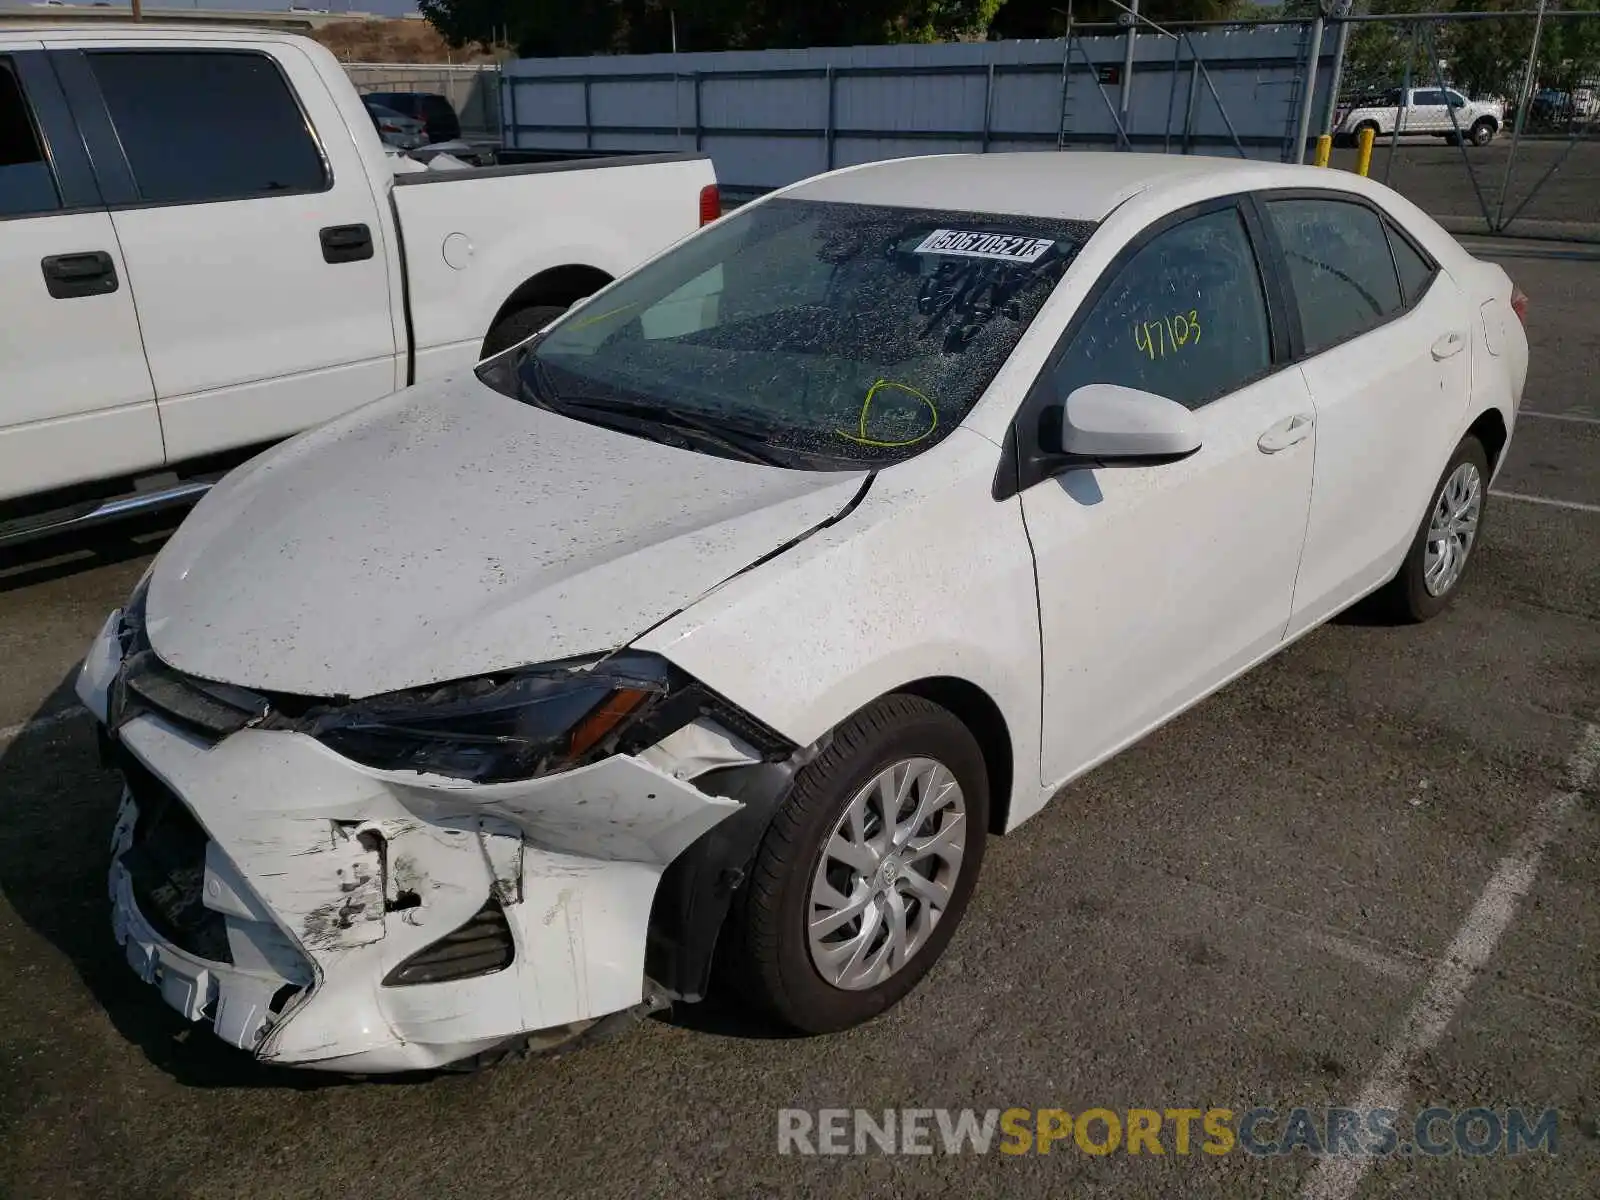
[0,26,717,545]
[1335,87,1504,146]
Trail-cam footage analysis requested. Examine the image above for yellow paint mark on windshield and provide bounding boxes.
[836,379,938,448]
[566,301,640,332]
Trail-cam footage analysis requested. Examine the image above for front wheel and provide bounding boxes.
[1378,435,1490,622]
[1470,118,1496,146]
[726,695,989,1034]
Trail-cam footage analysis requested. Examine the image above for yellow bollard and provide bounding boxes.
[1354,127,1375,177]
[1314,134,1332,168]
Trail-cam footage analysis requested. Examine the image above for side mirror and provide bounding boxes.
[1043,383,1202,462]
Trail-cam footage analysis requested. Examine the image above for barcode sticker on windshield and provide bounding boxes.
[913,229,1055,263]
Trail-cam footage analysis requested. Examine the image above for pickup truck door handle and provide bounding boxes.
[1431,329,1467,360]
[1257,412,1315,454]
[319,223,374,264]
[40,251,118,299]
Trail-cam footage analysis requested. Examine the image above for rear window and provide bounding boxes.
[502,198,1095,468]
[89,50,327,204]
[1266,198,1404,355]
[1387,223,1435,307]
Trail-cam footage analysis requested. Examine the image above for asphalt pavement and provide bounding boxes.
[0,238,1596,1200]
[1328,136,1600,241]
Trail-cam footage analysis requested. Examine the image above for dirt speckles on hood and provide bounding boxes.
[144,377,866,697]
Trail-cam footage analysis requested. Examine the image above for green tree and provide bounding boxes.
[987,0,1251,40]
[421,0,1009,54]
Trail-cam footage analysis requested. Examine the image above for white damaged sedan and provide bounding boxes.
[78,152,1527,1072]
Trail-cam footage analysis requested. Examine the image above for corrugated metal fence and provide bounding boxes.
[499,28,1337,194]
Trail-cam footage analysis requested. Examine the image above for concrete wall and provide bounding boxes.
[345,62,502,139]
[501,27,1336,191]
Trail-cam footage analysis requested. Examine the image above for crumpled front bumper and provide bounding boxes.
[79,611,747,1073]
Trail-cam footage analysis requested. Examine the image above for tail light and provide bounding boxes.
[1510,283,1529,324]
[699,184,721,227]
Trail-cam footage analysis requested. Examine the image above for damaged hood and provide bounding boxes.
[145,378,867,697]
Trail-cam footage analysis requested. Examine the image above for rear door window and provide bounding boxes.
[0,58,60,216]
[1265,198,1404,355]
[1050,206,1273,410]
[88,50,328,205]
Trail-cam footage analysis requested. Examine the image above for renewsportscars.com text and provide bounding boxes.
[777,1106,1559,1157]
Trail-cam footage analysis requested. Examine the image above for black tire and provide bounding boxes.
[1377,435,1491,623]
[1355,120,1380,142]
[1470,118,1496,146]
[480,303,568,360]
[726,695,989,1034]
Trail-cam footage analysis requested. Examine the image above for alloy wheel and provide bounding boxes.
[806,757,967,991]
[1423,460,1482,596]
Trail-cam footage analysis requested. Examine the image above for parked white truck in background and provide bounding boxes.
[1335,87,1505,146]
[0,27,718,545]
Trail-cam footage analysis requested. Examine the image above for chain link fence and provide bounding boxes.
[1325,7,1600,239]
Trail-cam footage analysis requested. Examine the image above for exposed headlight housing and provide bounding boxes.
[267,651,794,785]
[107,572,793,783]
[291,653,677,784]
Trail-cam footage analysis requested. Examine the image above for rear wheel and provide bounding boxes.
[1377,435,1490,622]
[480,303,567,360]
[726,695,988,1034]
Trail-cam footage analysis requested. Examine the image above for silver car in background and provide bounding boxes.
[361,97,427,152]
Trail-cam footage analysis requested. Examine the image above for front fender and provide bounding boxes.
[635,429,1052,832]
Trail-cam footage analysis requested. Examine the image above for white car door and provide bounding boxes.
[1014,201,1316,788]
[49,41,400,464]
[1262,195,1474,635]
[1405,89,1450,133]
[0,48,161,504]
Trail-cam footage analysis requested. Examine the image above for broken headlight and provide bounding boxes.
[291,652,701,784]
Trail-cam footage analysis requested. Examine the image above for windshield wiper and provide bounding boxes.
[540,394,792,468]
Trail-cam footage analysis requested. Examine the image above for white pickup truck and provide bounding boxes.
[1335,86,1505,147]
[0,26,717,545]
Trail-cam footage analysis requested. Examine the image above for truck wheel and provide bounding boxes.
[1470,118,1496,146]
[1355,120,1380,141]
[481,304,567,359]
[725,695,989,1034]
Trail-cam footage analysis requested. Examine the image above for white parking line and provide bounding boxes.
[1490,490,1600,514]
[1519,410,1600,426]
[0,706,87,749]
[1300,722,1600,1200]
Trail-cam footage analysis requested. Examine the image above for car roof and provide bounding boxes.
[0,25,302,44]
[785,151,1356,222]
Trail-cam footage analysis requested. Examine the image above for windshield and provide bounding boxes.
[488,198,1094,469]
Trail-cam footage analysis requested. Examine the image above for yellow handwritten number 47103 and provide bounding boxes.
[1133,310,1202,361]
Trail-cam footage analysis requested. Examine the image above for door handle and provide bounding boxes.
[41,251,118,299]
[1431,329,1467,360]
[320,223,374,264]
[1257,412,1315,454]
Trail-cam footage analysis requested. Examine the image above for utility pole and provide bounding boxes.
[132,0,142,20]
[1320,0,1356,139]
[1118,0,1138,119]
